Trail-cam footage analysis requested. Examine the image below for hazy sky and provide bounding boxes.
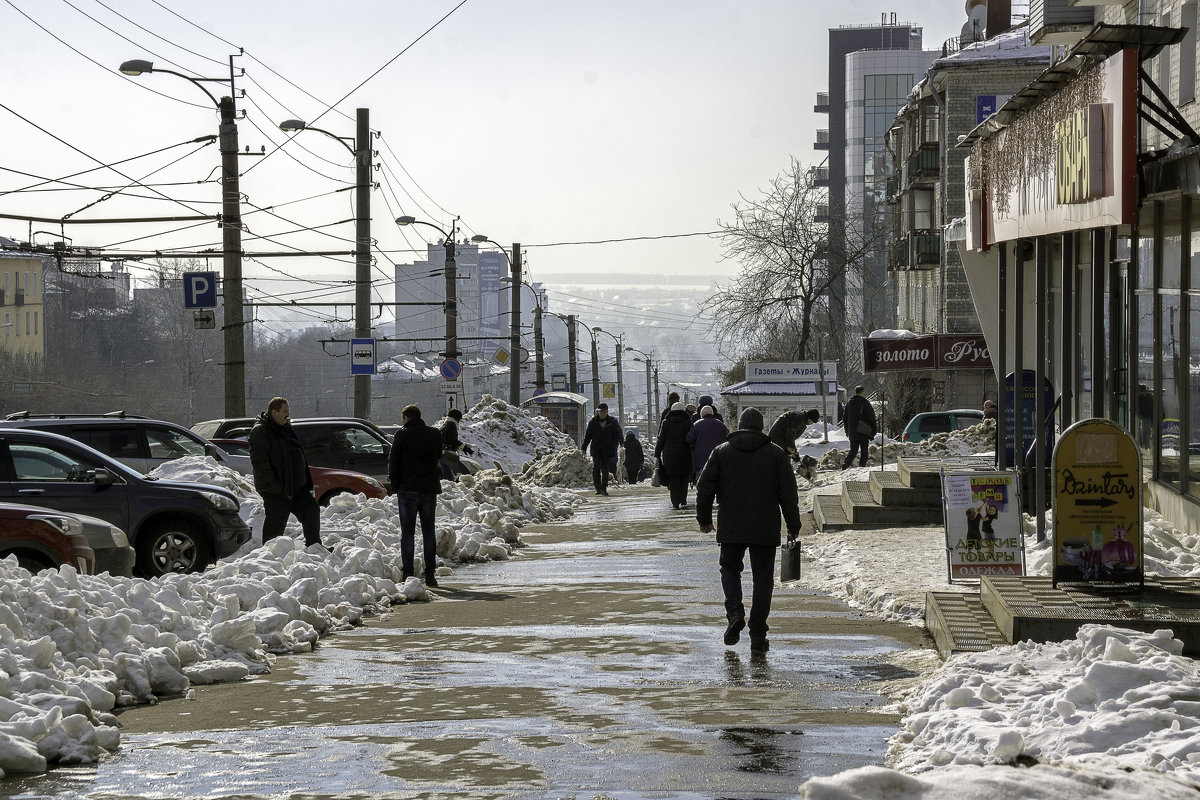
[1,0,968,306]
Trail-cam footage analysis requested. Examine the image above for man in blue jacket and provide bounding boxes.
[696,407,801,654]
[388,404,444,586]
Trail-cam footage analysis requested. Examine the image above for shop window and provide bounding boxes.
[1162,294,1184,483]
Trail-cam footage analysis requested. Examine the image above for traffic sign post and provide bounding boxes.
[183,271,218,309]
[350,338,376,376]
[440,358,463,381]
[531,387,549,404]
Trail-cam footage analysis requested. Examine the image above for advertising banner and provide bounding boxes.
[863,334,993,372]
[478,251,504,338]
[1052,418,1143,587]
[942,470,1025,581]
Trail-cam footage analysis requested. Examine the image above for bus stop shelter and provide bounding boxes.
[521,391,589,448]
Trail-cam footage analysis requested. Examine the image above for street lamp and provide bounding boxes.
[396,216,458,360]
[120,58,246,416]
[593,327,624,424]
[471,235,523,405]
[625,345,654,432]
[280,113,374,420]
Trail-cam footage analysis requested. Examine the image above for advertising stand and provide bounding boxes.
[941,470,1026,582]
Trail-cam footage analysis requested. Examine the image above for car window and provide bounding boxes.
[72,426,142,459]
[918,415,952,434]
[10,442,105,482]
[332,426,386,456]
[294,426,333,456]
[146,426,207,459]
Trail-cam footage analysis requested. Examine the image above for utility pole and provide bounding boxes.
[218,95,245,417]
[614,337,625,426]
[566,314,578,394]
[508,243,521,405]
[644,355,652,433]
[653,367,661,427]
[533,295,545,390]
[353,107,372,420]
[443,225,458,358]
[590,332,600,409]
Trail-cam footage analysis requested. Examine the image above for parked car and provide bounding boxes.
[211,439,386,505]
[0,501,95,574]
[901,409,986,443]
[0,428,251,577]
[194,417,393,488]
[0,412,249,476]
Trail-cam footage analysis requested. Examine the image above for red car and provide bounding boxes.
[0,502,96,574]
[211,440,387,505]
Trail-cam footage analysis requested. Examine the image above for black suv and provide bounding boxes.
[0,412,247,475]
[193,417,392,488]
[0,427,250,577]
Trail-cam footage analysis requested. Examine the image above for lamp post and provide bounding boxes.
[471,236,522,405]
[626,346,653,433]
[280,112,373,420]
[593,327,624,425]
[396,216,457,359]
[120,58,246,416]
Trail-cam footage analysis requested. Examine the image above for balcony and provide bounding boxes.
[912,229,942,266]
[814,204,829,223]
[810,166,830,187]
[885,175,900,204]
[814,92,829,113]
[814,129,829,151]
[906,143,940,183]
[890,238,909,270]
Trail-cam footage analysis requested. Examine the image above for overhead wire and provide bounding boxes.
[89,0,228,69]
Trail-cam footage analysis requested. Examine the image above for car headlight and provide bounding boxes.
[197,491,239,512]
[28,514,84,536]
[362,476,385,491]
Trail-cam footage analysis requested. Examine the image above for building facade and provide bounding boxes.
[0,242,45,367]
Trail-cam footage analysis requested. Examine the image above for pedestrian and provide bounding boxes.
[623,429,645,484]
[691,394,724,423]
[983,399,997,420]
[248,396,324,548]
[388,404,444,586]
[654,401,694,508]
[661,391,680,423]
[767,409,820,460]
[841,385,877,469]
[438,408,474,482]
[696,407,801,654]
[686,405,729,479]
[582,403,622,496]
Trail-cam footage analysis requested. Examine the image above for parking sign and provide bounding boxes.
[183,271,218,309]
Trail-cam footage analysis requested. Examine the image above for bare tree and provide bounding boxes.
[703,157,880,369]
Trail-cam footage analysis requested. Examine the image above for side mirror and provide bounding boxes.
[92,468,115,487]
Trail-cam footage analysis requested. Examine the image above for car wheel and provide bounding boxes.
[9,551,56,574]
[138,519,213,577]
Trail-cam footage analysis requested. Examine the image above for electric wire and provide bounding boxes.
[89,0,228,69]
[59,0,199,77]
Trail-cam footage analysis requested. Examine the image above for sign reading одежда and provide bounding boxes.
[942,470,1025,582]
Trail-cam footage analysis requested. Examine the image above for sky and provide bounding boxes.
[0,0,971,312]
[3,404,1200,798]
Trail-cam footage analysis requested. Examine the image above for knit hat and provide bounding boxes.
[597,403,608,410]
[671,402,686,412]
[700,405,714,417]
[738,407,764,431]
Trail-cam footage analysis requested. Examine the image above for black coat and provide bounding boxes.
[582,415,623,459]
[623,435,644,473]
[843,394,876,441]
[388,418,444,494]
[654,409,693,478]
[248,412,313,500]
[767,410,809,456]
[696,430,801,545]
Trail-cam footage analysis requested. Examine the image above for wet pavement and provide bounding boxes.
[6,484,935,799]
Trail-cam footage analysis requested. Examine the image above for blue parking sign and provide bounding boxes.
[183,271,218,309]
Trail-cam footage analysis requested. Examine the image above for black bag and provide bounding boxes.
[856,419,873,437]
[780,539,802,582]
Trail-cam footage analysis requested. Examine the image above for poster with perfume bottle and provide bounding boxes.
[1051,418,1143,588]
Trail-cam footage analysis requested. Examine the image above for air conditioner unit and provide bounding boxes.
[1030,0,1094,45]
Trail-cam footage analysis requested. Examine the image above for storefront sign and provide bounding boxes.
[1055,103,1109,205]
[746,361,837,383]
[942,471,1025,581]
[864,334,993,372]
[1051,418,1143,587]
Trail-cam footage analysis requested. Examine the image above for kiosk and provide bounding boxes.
[521,391,589,448]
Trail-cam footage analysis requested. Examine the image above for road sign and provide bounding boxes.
[519,347,530,364]
[440,357,462,380]
[532,387,549,404]
[183,271,218,309]
[493,347,511,366]
[439,381,462,393]
[193,310,215,329]
[602,382,616,399]
[351,338,375,376]
[551,373,567,391]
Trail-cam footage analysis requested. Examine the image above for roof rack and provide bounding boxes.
[3,411,150,421]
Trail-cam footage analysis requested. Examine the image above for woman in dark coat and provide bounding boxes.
[655,402,694,509]
[623,430,645,484]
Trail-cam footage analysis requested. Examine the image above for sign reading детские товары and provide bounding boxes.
[942,470,1025,582]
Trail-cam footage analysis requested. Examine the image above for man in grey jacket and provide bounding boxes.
[696,406,801,653]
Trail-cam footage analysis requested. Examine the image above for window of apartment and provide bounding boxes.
[33,311,38,335]
[1182,2,1198,103]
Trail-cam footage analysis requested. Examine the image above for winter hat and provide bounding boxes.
[671,402,686,412]
[597,403,608,411]
[700,405,714,417]
[738,407,764,431]
[984,400,996,410]
[698,395,714,408]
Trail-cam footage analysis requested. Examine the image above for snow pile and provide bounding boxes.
[0,456,582,777]
[888,625,1200,778]
[804,418,995,471]
[521,446,594,488]
[458,395,577,474]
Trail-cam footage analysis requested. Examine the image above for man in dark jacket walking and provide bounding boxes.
[696,407,801,654]
[841,385,877,469]
[388,404,445,586]
[249,397,323,548]
[655,402,694,508]
[582,403,622,496]
[690,394,724,423]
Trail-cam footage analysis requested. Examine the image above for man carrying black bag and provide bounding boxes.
[696,407,801,654]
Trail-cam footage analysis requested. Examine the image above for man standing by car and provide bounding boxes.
[696,407,801,654]
[389,404,444,586]
[249,397,323,548]
[841,385,877,469]
[582,403,622,496]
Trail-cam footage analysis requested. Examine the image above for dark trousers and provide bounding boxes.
[397,491,438,578]
[262,491,322,547]
[719,543,777,636]
[667,475,689,507]
[592,456,610,493]
[440,453,469,482]
[843,435,869,467]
